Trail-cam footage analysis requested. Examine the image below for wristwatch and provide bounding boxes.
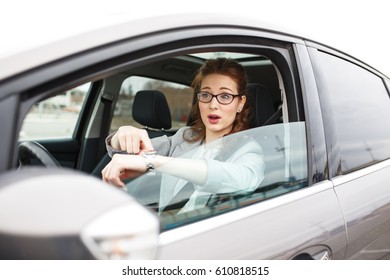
[141,150,156,175]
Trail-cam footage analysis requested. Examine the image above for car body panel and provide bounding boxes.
[333,161,390,259]
[158,181,346,259]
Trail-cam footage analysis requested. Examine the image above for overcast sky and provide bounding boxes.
[2,0,389,76]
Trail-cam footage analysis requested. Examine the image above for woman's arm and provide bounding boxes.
[201,151,264,194]
[102,137,264,193]
[101,154,208,188]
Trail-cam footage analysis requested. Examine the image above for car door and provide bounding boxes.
[308,44,390,259]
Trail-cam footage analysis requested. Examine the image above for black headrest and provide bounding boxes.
[132,90,172,130]
[247,83,276,127]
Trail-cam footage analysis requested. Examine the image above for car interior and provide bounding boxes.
[86,53,285,177]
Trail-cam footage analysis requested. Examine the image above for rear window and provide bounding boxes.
[312,51,390,173]
[110,76,193,134]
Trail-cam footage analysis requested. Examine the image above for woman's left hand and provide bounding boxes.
[102,154,146,188]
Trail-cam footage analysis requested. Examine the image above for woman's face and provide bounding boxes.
[198,73,246,143]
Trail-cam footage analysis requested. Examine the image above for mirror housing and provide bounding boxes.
[0,168,159,259]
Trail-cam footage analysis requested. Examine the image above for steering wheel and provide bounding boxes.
[18,141,61,168]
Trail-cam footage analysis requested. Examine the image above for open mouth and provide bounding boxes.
[208,114,221,123]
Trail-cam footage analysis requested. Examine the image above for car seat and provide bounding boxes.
[91,90,172,177]
[246,83,282,128]
[132,90,172,137]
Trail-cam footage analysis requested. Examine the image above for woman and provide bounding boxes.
[102,58,265,213]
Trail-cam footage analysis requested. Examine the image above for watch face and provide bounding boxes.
[143,150,156,175]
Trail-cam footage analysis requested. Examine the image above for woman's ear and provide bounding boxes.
[237,95,246,113]
[240,95,247,106]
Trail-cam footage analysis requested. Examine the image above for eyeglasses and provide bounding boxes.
[197,92,243,105]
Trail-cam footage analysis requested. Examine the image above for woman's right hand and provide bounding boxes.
[110,126,154,154]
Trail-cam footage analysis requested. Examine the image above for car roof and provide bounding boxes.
[1,10,388,82]
[0,13,307,81]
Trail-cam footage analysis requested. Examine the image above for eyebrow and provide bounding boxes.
[200,86,234,92]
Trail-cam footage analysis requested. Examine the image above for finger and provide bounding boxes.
[119,135,127,152]
[101,163,110,182]
[132,134,141,154]
[107,167,125,188]
[102,160,112,184]
[139,130,154,151]
[101,157,122,187]
[125,135,134,154]
[112,177,125,188]
[106,157,121,185]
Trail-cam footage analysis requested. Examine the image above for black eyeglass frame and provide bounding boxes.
[196,92,244,105]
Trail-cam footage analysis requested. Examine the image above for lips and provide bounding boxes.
[207,114,221,124]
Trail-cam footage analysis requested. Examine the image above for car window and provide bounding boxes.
[312,51,390,174]
[19,83,90,140]
[124,122,308,230]
[110,76,193,134]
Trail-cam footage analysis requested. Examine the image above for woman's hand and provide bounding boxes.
[102,154,147,188]
[110,126,154,154]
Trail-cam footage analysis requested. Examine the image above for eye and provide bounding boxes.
[200,92,211,98]
[220,93,232,100]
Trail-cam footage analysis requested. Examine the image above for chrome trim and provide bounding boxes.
[332,159,390,186]
[159,180,334,246]
[313,250,331,260]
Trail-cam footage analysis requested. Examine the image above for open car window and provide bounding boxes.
[124,122,308,231]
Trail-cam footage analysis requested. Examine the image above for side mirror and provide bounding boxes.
[0,168,159,259]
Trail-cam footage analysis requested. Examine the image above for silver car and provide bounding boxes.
[1,14,390,260]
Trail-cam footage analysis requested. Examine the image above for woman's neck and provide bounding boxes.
[205,130,228,144]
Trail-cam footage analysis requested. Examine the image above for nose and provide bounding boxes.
[209,96,219,109]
